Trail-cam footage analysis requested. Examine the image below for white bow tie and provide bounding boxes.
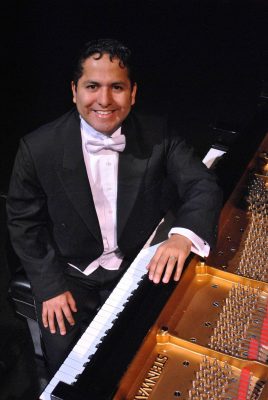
[85,135,126,153]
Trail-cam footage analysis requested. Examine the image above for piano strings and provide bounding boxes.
[208,284,268,363]
[188,357,265,400]
[235,175,268,282]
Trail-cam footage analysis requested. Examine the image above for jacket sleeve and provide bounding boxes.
[164,127,223,248]
[6,139,69,302]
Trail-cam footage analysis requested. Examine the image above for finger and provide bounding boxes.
[162,256,178,283]
[147,254,161,279]
[147,258,157,280]
[147,244,168,275]
[47,308,57,334]
[62,304,75,327]
[174,254,187,281]
[42,304,48,328]
[174,261,184,281]
[54,309,67,335]
[68,294,77,313]
[150,254,170,284]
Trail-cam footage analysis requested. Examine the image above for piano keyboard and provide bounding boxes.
[39,242,162,400]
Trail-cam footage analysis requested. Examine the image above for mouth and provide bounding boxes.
[93,110,115,118]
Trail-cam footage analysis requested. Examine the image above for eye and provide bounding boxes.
[86,84,98,91]
[112,84,123,92]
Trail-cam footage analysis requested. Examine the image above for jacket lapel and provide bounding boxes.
[56,111,102,243]
[55,110,151,244]
[117,113,150,240]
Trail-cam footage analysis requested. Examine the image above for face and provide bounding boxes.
[72,53,137,135]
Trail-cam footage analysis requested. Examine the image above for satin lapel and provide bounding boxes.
[117,114,150,240]
[56,112,102,242]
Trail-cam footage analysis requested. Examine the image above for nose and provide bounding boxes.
[97,87,112,108]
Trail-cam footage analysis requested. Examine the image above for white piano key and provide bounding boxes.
[53,370,76,384]
[78,335,105,351]
[74,336,97,352]
[72,342,95,356]
[72,339,99,356]
[93,310,117,326]
[39,390,51,400]
[117,272,142,285]
[83,324,104,336]
[112,284,134,296]
[117,280,140,291]
[64,356,85,372]
[106,290,128,304]
[59,364,80,380]
[106,290,126,304]
[77,328,98,342]
[101,302,120,314]
[90,318,109,330]
[45,369,75,396]
[115,282,133,293]
[126,268,145,279]
[44,384,57,395]
[107,292,131,308]
[94,307,114,319]
[105,297,127,311]
[42,378,71,399]
[67,349,93,364]
[77,336,98,351]
[81,326,111,341]
[105,293,125,305]
[75,329,98,345]
[75,331,98,347]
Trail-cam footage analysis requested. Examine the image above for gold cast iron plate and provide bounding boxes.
[114,332,268,400]
[162,263,268,348]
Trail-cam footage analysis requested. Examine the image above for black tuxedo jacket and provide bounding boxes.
[7,109,222,301]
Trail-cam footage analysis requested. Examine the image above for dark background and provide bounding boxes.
[2,0,268,192]
[0,3,267,396]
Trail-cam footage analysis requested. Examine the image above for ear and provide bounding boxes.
[71,81,77,104]
[131,83,137,106]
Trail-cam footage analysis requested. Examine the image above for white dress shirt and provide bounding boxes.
[69,117,209,275]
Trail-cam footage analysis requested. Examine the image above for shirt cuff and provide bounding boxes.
[169,228,210,257]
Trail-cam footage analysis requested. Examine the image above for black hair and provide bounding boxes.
[72,38,135,87]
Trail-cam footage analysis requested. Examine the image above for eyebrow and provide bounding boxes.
[83,80,128,86]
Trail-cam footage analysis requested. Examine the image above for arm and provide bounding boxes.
[147,127,222,283]
[7,139,75,333]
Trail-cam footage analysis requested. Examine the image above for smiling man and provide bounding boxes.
[71,52,137,134]
[7,38,222,375]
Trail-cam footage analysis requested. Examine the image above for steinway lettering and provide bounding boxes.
[134,354,168,399]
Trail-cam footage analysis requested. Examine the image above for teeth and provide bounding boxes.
[95,111,112,114]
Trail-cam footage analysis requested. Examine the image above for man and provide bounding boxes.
[7,38,222,375]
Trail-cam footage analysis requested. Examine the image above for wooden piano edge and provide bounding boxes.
[206,131,268,271]
[213,132,267,233]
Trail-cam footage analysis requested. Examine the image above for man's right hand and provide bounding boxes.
[42,291,77,335]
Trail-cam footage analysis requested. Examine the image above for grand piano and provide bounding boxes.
[40,124,268,400]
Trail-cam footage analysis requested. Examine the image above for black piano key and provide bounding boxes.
[51,381,107,400]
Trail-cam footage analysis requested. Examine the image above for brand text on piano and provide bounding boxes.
[134,353,168,399]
